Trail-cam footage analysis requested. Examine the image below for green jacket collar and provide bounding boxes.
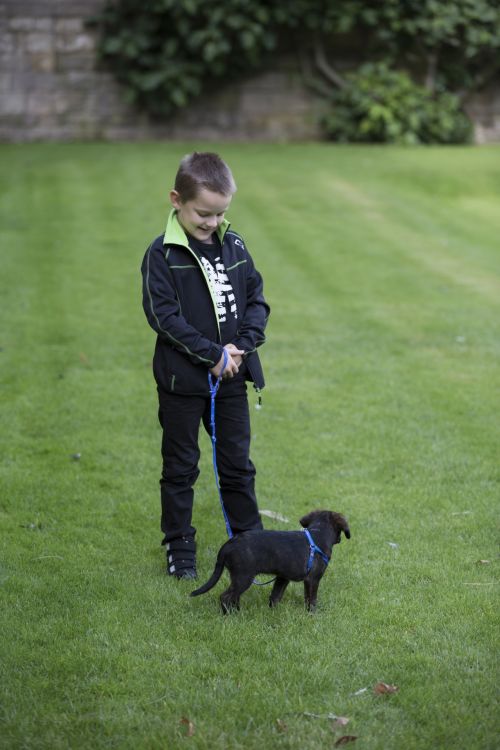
[163,209,230,247]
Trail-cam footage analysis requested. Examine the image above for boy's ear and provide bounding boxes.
[170,189,182,209]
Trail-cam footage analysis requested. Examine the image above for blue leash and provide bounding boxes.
[208,352,274,587]
[208,349,234,540]
[208,356,330,584]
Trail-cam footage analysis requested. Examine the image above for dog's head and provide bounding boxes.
[299,510,351,545]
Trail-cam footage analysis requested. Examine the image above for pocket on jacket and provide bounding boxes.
[153,342,211,396]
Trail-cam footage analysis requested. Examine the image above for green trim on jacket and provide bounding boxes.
[162,210,231,342]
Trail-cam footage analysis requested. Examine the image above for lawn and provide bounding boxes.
[0,142,498,750]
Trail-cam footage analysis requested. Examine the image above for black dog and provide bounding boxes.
[190,510,350,613]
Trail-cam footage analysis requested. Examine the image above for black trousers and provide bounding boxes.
[157,378,263,543]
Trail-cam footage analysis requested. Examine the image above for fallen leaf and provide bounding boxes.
[301,711,339,720]
[259,509,290,523]
[476,560,490,565]
[276,719,288,732]
[351,688,368,696]
[79,352,89,365]
[179,717,195,737]
[374,682,399,695]
[332,717,350,728]
[335,736,358,746]
[387,542,399,549]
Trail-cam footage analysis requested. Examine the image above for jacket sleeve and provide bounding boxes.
[141,240,223,368]
[232,249,270,355]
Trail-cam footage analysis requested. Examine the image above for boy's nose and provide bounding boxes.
[206,216,218,228]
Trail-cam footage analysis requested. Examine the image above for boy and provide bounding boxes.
[141,152,270,579]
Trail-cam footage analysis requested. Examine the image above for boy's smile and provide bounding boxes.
[170,188,232,243]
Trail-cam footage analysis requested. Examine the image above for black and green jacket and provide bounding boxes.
[141,210,270,396]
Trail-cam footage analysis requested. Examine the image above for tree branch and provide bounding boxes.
[313,35,347,90]
[297,45,337,99]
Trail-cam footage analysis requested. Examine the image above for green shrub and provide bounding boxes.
[92,0,278,117]
[321,63,473,144]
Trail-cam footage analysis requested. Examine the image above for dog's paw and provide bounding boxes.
[220,597,240,615]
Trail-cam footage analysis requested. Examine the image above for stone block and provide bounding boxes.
[0,91,25,115]
[46,0,103,21]
[55,30,95,54]
[55,51,95,73]
[54,18,83,33]
[8,17,35,31]
[4,2,55,18]
[25,31,53,53]
[0,29,15,57]
[25,89,56,117]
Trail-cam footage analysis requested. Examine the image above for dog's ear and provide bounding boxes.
[299,511,318,528]
[331,512,351,541]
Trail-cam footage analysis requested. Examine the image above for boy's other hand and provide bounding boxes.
[225,343,244,369]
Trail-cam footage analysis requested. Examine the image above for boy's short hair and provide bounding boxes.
[174,152,237,202]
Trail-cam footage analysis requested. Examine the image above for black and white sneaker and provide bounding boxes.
[166,536,197,579]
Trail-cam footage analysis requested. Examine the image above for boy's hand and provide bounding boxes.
[225,343,245,369]
[210,345,244,379]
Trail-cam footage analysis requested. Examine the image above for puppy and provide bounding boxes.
[191,510,350,613]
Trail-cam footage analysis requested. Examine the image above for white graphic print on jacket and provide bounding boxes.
[199,255,238,323]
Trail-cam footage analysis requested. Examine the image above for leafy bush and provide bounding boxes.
[92,0,278,117]
[92,0,498,141]
[321,63,473,144]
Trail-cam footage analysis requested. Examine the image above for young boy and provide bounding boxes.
[141,152,270,579]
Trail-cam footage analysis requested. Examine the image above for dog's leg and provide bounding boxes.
[304,577,320,612]
[220,573,254,614]
[220,590,240,614]
[269,577,290,608]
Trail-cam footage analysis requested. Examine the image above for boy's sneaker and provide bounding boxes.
[166,536,197,579]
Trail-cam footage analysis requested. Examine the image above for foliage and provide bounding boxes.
[92,0,500,140]
[321,63,473,144]
[349,0,500,91]
[92,0,278,117]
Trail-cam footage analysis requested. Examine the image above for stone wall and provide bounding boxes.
[0,0,320,142]
[0,0,498,143]
[465,88,500,144]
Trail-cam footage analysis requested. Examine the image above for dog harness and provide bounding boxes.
[303,529,331,574]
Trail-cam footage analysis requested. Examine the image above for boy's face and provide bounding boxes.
[170,188,232,243]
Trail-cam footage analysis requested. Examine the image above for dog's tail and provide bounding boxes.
[190,549,225,597]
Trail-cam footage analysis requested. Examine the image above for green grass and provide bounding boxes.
[0,143,499,750]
